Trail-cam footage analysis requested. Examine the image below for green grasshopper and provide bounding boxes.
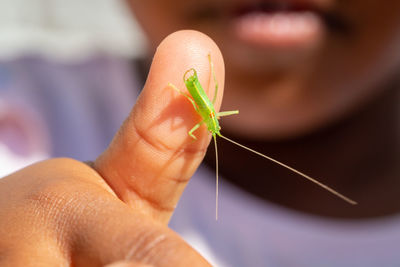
[169,55,356,220]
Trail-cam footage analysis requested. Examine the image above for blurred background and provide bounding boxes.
[0,0,144,60]
[0,0,144,177]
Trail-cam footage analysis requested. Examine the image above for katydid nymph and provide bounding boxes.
[168,54,357,220]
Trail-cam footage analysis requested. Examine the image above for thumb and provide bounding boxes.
[94,30,225,223]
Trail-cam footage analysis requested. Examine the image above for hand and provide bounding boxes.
[0,30,225,267]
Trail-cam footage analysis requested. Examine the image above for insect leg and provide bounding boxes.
[168,82,199,112]
[208,54,219,105]
[217,110,239,119]
[188,120,205,140]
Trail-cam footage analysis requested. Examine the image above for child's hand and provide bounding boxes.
[0,30,224,267]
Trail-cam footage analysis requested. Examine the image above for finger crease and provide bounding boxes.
[132,119,175,153]
[126,180,175,213]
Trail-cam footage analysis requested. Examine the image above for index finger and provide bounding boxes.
[94,30,225,224]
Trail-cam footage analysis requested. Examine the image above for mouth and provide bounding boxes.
[189,0,350,50]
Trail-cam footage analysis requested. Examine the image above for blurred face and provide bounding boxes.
[127,0,400,139]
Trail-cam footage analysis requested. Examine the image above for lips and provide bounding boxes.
[232,0,328,17]
[233,10,322,48]
[230,1,327,49]
[188,0,349,50]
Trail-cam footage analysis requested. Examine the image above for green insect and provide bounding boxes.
[169,54,357,220]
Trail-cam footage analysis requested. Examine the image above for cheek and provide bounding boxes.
[313,1,400,94]
[336,0,400,70]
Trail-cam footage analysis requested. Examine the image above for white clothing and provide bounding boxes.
[171,167,400,267]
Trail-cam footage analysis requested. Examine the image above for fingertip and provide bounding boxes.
[151,30,225,108]
[133,29,225,151]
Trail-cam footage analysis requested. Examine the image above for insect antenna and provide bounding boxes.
[218,134,357,205]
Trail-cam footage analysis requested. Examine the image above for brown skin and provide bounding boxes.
[128,0,400,218]
[0,31,220,266]
[1,0,400,266]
